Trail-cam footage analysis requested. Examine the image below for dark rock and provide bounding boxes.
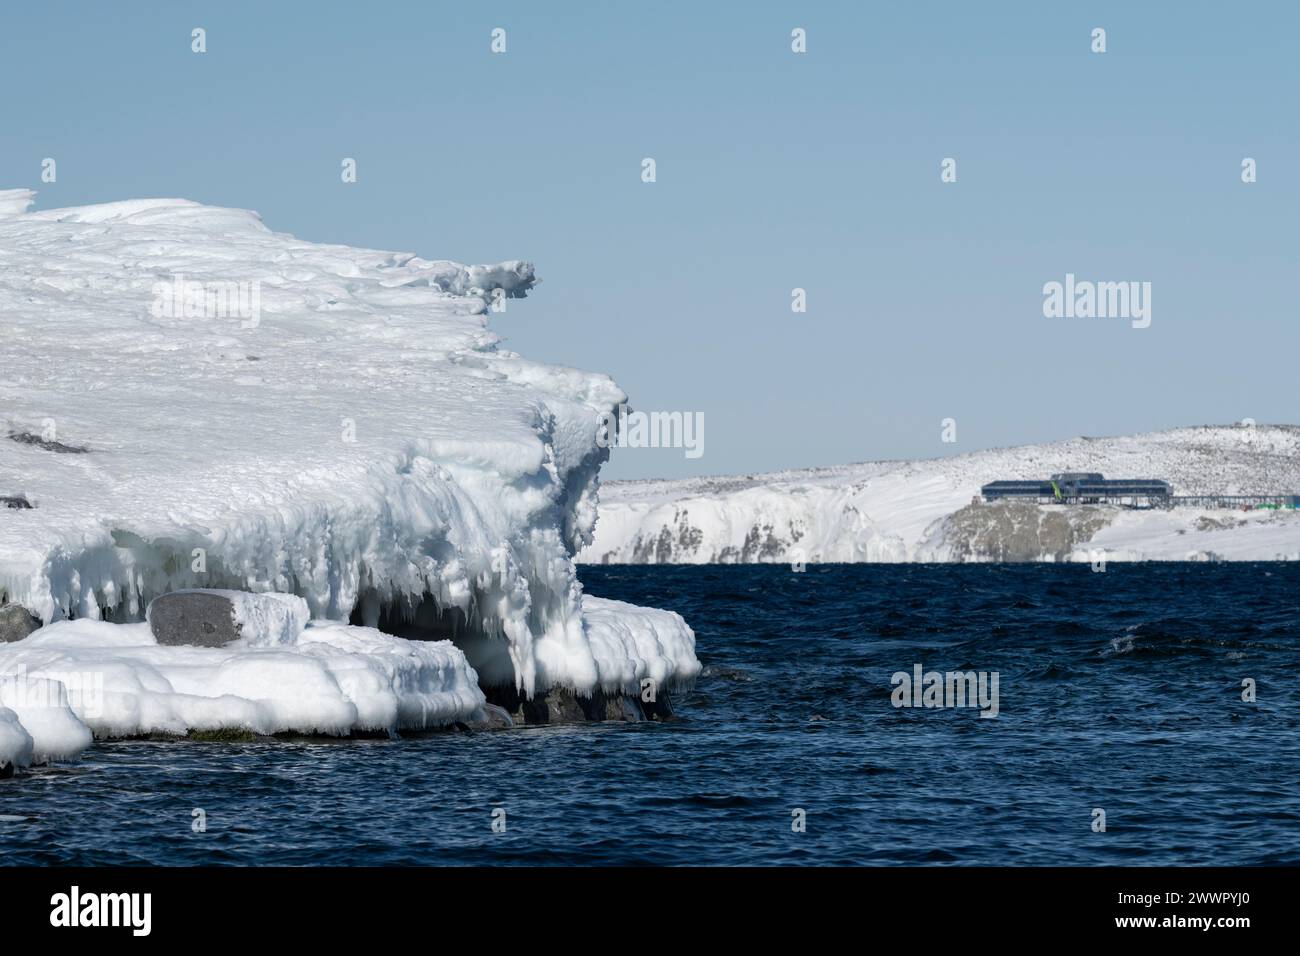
[483,684,665,726]
[942,500,1114,562]
[2,495,32,509]
[8,431,89,454]
[185,727,260,742]
[526,688,588,725]
[147,591,243,647]
[598,694,643,722]
[639,688,676,722]
[0,604,41,643]
[0,761,14,779]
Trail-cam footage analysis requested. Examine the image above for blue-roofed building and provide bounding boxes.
[981,473,1172,506]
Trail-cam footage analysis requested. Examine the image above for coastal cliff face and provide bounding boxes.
[579,425,1300,565]
[937,501,1116,562]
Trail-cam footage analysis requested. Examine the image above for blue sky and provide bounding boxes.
[2,1,1296,479]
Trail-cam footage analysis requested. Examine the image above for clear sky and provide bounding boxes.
[2,1,1296,480]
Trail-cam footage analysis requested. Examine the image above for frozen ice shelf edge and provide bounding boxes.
[0,190,699,761]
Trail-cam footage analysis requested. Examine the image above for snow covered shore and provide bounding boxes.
[579,426,1300,564]
[0,188,698,763]
[2,618,487,741]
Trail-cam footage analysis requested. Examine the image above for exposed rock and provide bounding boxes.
[146,591,244,647]
[529,687,588,724]
[941,500,1115,562]
[629,513,706,563]
[484,685,671,726]
[8,430,89,454]
[639,688,676,721]
[0,604,41,643]
[1195,515,1245,532]
[146,589,309,647]
[1,495,32,509]
[601,694,645,722]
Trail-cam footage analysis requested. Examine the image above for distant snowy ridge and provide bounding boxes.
[0,190,698,753]
[579,426,1300,564]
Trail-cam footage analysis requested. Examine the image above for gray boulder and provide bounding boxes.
[147,591,244,647]
[146,589,309,647]
[0,604,40,643]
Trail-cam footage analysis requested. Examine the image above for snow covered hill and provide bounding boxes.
[579,426,1300,564]
[0,188,697,758]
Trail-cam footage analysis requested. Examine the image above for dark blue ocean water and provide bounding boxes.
[3,564,1298,866]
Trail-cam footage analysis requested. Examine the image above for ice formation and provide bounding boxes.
[579,595,702,691]
[579,426,1300,564]
[0,673,93,766]
[1,619,485,740]
[0,188,698,752]
[0,706,33,771]
[458,595,701,693]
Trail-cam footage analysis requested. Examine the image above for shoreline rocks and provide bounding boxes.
[0,604,41,643]
[484,684,675,726]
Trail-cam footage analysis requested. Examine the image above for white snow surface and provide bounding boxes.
[0,619,486,739]
[0,191,697,703]
[580,426,1300,564]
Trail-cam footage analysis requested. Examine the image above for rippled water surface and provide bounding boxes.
[3,564,1298,865]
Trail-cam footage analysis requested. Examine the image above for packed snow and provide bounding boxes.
[579,426,1300,564]
[0,619,485,740]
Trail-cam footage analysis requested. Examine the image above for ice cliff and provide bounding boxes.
[0,189,697,765]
